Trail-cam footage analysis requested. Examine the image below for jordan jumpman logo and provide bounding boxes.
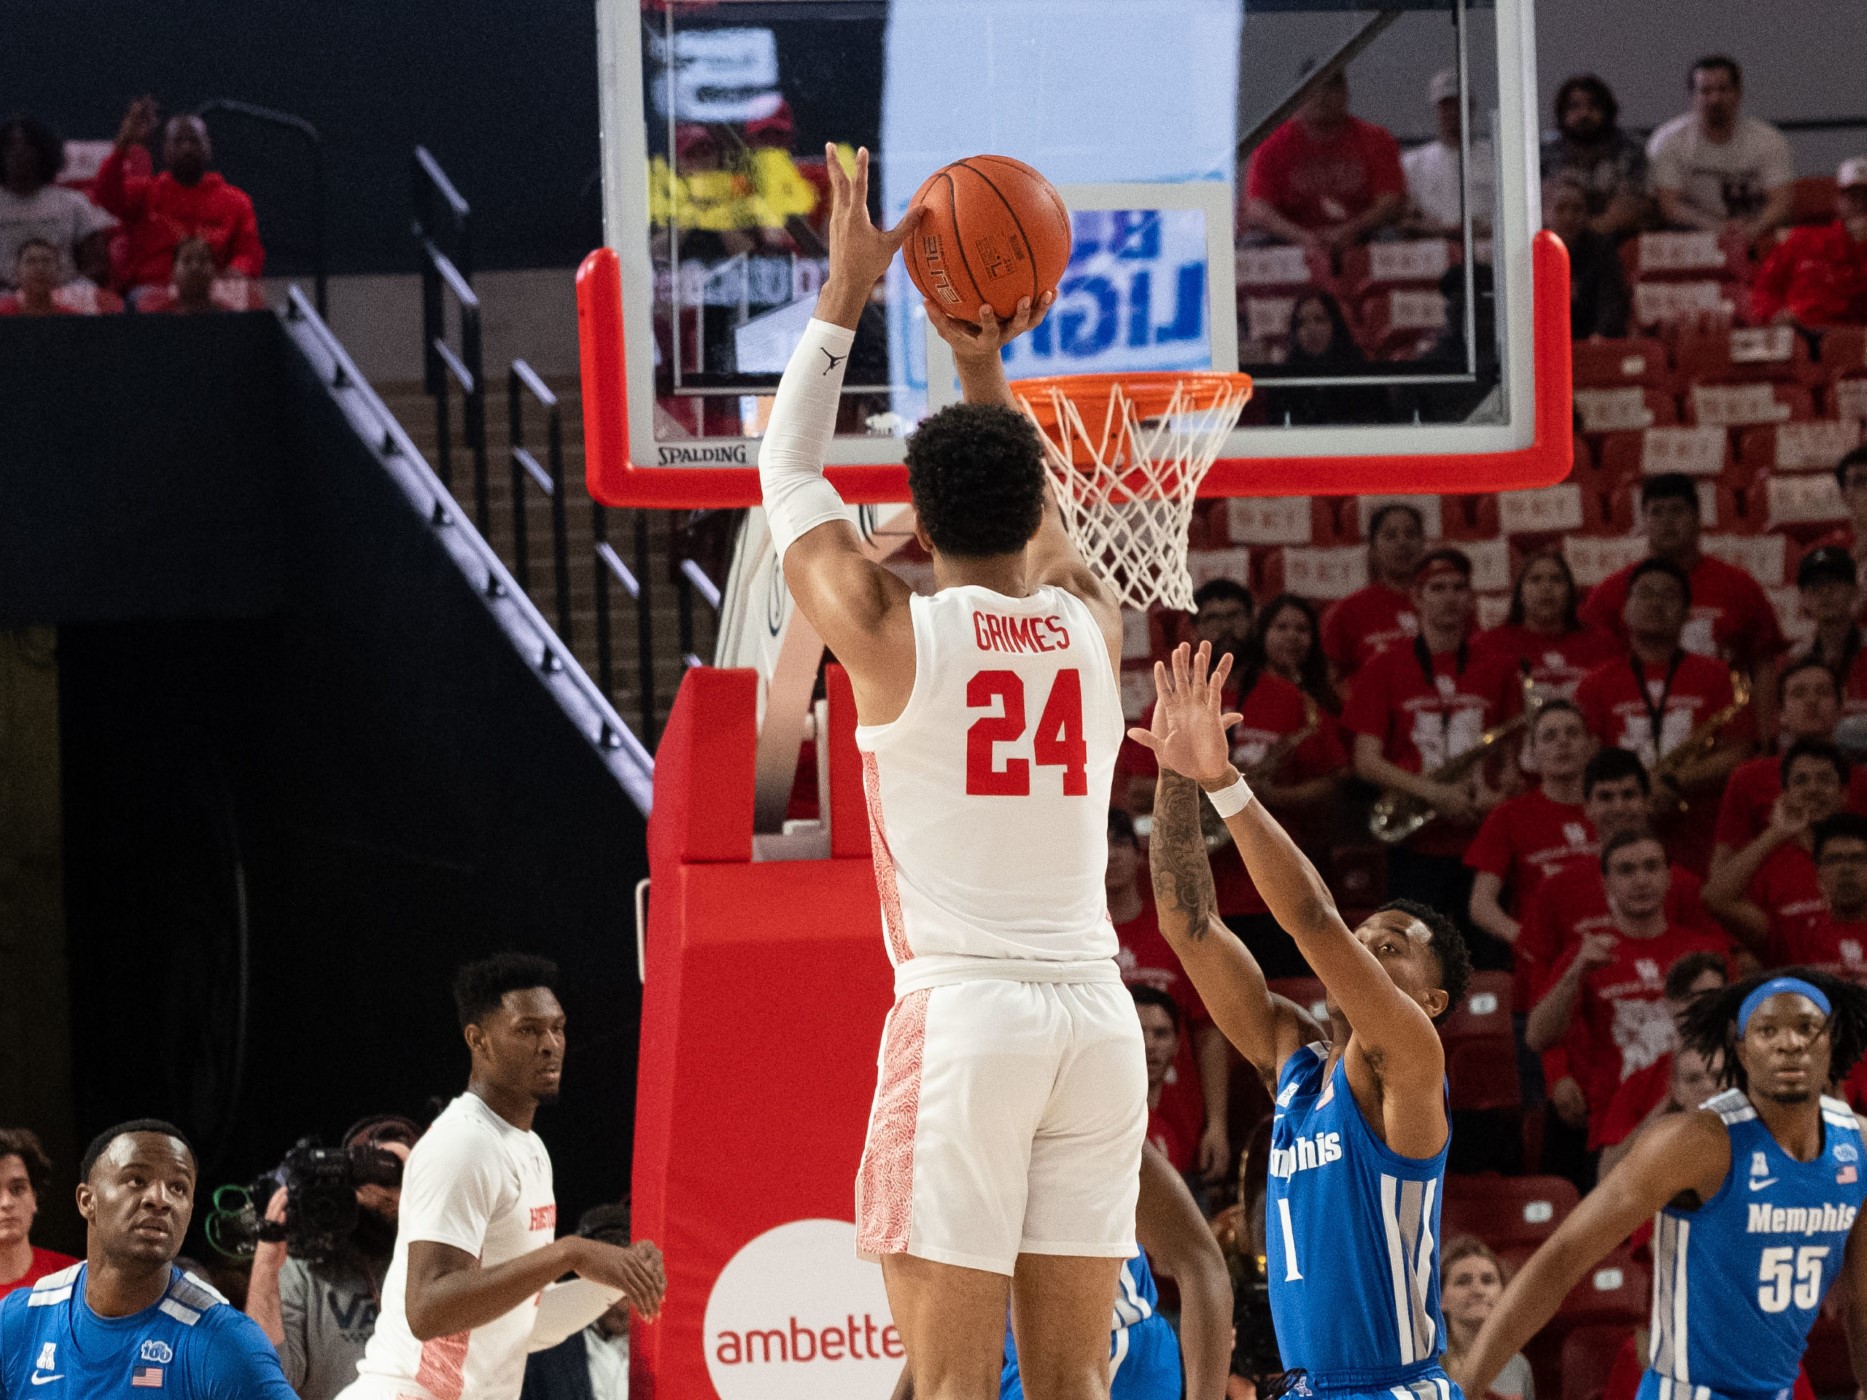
[820,347,848,375]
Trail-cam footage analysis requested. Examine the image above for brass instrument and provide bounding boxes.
[1201,695,1323,851]
[1368,666,1539,846]
[1652,672,1751,811]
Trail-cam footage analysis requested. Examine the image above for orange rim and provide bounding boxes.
[1009,371,1254,433]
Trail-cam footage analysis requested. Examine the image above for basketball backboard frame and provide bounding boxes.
[580,0,1572,510]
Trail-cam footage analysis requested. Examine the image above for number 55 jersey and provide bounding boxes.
[1646,1091,1867,1400]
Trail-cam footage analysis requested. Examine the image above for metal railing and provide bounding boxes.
[195,99,327,318]
[507,362,573,645]
[413,148,489,536]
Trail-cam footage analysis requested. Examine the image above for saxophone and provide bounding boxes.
[1651,672,1751,811]
[1201,695,1323,851]
[1368,667,1539,845]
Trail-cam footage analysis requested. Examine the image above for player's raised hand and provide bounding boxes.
[823,144,919,296]
[924,292,1056,363]
[1128,642,1242,783]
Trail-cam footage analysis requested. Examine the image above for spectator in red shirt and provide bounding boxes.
[1713,657,1867,869]
[1132,984,1199,1173]
[1245,592,1338,718]
[1750,157,1867,327]
[0,238,76,317]
[1321,502,1425,684]
[1467,700,1599,971]
[93,97,264,299]
[1704,737,1851,959]
[0,1128,76,1299]
[1525,829,1732,1147]
[1577,473,1786,731]
[1574,558,1753,858]
[1109,810,1232,1180]
[1790,813,1867,982]
[1242,66,1405,252]
[1476,549,1621,700]
[1347,548,1522,966]
[1789,547,1867,716]
[1595,951,1729,1175]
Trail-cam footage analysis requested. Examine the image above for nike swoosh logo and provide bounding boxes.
[30,1373,63,1385]
[819,347,847,374]
[1750,1177,1779,1191]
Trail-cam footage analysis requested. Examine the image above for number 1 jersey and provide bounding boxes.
[854,585,1123,974]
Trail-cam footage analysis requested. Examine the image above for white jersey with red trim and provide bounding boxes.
[341,1092,556,1400]
[854,584,1123,980]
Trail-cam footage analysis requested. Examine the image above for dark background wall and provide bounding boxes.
[1,316,647,1249]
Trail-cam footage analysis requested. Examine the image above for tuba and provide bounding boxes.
[1368,666,1539,845]
[1201,695,1322,851]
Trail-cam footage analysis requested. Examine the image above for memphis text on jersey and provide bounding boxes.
[1748,1203,1860,1236]
[1269,1131,1344,1180]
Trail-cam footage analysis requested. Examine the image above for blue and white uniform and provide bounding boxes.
[1266,1043,1458,1400]
[0,1263,298,1399]
[1643,1090,1867,1400]
[1001,1250,1179,1399]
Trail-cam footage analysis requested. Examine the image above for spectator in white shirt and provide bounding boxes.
[0,115,116,288]
[336,955,665,1400]
[1404,69,1493,237]
[1646,55,1794,244]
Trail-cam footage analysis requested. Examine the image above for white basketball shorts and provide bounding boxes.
[854,967,1148,1275]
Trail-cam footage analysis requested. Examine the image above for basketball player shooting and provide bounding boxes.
[1132,640,1473,1400]
[758,144,1146,1400]
[1449,969,1867,1400]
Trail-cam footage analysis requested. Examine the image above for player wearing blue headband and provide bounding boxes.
[1452,968,1867,1400]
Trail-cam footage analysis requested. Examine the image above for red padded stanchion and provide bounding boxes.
[630,667,897,1399]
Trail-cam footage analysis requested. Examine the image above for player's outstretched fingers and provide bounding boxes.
[1220,712,1244,729]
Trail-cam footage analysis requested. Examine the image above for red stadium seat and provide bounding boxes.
[1267,976,1329,1024]
[1448,1037,1521,1112]
[1574,387,1681,436]
[1442,1174,1580,1249]
[1572,337,1674,390]
[1791,175,1840,227]
[1560,1325,1637,1400]
[1737,420,1864,473]
[1339,238,1458,295]
[1686,381,1816,428]
[1622,231,1746,283]
[1358,287,1449,357]
[1597,426,1731,485]
[1441,970,1513,1041]
[1553,1246,1649,1327]
[1821,327,1867,376]
[1674,327,1818,385]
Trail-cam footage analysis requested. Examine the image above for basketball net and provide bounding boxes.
[1011,372,1255,613]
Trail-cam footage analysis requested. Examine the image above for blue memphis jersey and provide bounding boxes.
[1002,1251,1180,1398]
[1267,1043,1451,1390]
[0,1263,299,1400]
[1648,1090,1867,1398]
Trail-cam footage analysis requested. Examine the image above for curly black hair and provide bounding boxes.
[0,115,64,189]
[1680,967,1867,1093]
[904,403,1047,559]
[453,951,560,1029]
[1375,897,1472,1025]
[79,1119,193,1183]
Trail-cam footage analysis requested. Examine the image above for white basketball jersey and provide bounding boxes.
[854,584,1123,977]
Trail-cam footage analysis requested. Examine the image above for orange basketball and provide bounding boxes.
[904,155,1072,323]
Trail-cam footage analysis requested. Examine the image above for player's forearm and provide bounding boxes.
[406,1238,578,1342]
[759,318,854,561]
[1197,1024,1231,1124]
[1176,1245,1237,1400]
[952,347,1017,411]
[1206,769,1338,944]
[1457,1242,1591,1397]
[1150,771,1223,942]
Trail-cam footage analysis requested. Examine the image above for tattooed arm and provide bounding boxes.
[1150,761,1318,1079]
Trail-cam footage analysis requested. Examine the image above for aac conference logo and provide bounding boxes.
[704,1218,904,1400]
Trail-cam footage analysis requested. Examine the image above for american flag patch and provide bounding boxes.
[1840,1166,1858,1185]
[131,1364,164,1387]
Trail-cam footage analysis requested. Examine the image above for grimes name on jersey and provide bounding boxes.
[1270,1131,1344,1179]
[972,612,1072,654]
[1747,1203,1859,1236]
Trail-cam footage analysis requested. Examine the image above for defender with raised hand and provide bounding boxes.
[1130,642,1471,1400]
[761,144,1143,1400]
[1451,969,1867,1400]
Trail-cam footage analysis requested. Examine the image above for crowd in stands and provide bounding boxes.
[0,100,267,318]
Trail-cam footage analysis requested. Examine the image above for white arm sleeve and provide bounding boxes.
[759,317,857,560]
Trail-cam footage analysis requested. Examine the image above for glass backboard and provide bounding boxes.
[579,0,1569,507]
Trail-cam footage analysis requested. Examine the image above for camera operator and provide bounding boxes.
[336,955,665,1400]
[244,1116,420,1400]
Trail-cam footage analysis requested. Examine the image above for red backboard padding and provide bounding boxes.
[825,664,872,859]
[630,667,895,1398]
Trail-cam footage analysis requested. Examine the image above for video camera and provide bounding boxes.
[209,1136,406,1265]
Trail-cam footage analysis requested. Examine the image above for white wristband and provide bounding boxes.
[1204,773,1254,819]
